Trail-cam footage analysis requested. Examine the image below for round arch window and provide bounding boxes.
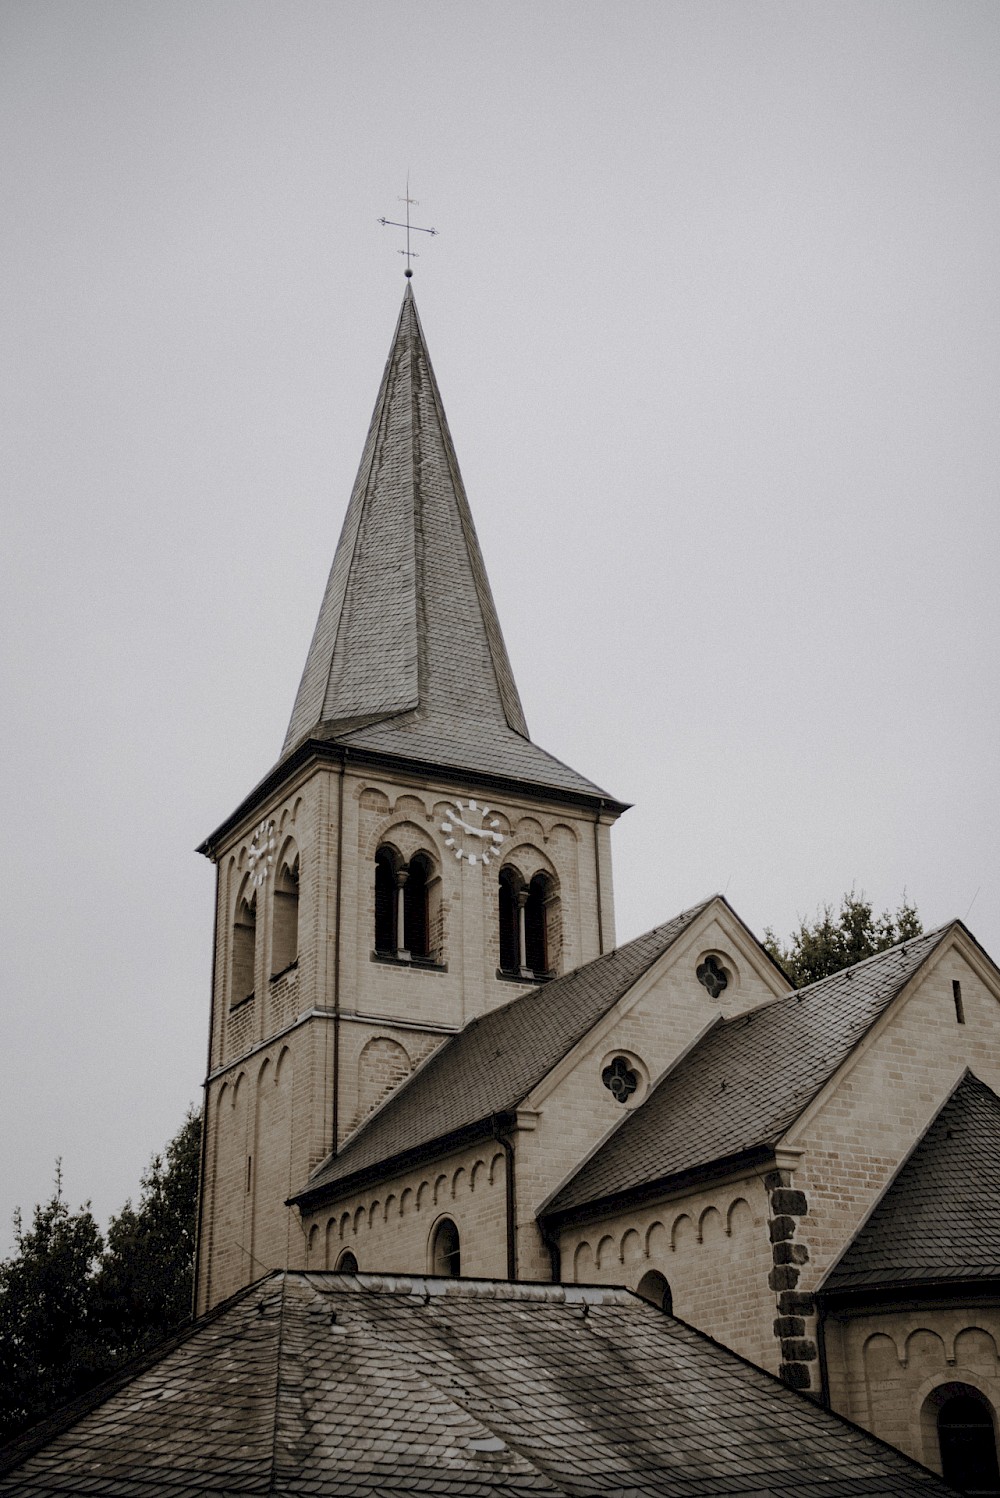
[336,1249,358,1273]
[636,1269,673,1315]
[430,1217,461,1278]
[934,1385,1000,1494]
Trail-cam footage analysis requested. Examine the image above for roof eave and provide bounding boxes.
[289,1113,516,1213]
[199,738,629,858]
[539,1144,776,1231]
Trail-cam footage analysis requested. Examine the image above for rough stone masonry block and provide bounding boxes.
[780,1338,818,1363]
[778,1291,816,1317]
[770,1188,808,1216]
[763,1169,791,1190]
[768,1264,800,1292]
[773,1316,805,1339]
[779,1362,812,1390]
[773,1241,809,1267]
[768,1215,797,1243]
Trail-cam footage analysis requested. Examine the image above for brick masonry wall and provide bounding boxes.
[558,1176,777,1369]
[300,1141,511,1280]
[779,940,1000,1411]
[514,907,789,1280]
[198,757,617,1311]
[825,1308,1000,1472]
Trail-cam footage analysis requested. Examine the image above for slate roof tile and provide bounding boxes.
[545,926,950,1216]
[279,286,614,806]
[0,1273,948,1496]
[823,1069,1000,1291]
[296,902,714,1203]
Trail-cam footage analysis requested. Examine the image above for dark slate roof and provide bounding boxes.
[0,1271,949,1497]
[297,902,714,1205]
[279,286,614,806]
[545,926,951,1218]
[823,1069,1000,1293]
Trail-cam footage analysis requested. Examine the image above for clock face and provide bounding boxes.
[247,819,276,887]
[440,798,505,867]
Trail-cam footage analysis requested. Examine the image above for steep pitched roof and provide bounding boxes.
[545,926,951,1219]
[280,287,613,804]
[296,901,713,1205]
[0,1271,949,1497]
[823,1070,1000,1293]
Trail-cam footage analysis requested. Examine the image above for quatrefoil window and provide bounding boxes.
[697,955,728,998]
[602,1055,638,1105]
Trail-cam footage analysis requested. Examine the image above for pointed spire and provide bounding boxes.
[282,288,612,803]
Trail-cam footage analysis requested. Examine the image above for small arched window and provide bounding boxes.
[336,1249,358,1273]
[232,890,256,1006]
[405,854,430,960]
[271,856,299,977]
[936,1387,1000,1494]
[430,1217,461,1278]
[524,873,551,975]
[498,867,553,979]
[498,867,521,975]
[374,847,399,955]
[375,847,437,962]
[636,1269,673,1315]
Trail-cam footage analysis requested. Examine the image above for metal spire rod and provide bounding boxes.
[378,177,437,276]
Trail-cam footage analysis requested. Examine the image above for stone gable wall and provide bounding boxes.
[782,945,1000,1403]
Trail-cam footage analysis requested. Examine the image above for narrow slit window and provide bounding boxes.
[953,979,966,1025]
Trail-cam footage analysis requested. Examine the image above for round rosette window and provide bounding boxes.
[602,1055,639,1105]
[696,954,729,999]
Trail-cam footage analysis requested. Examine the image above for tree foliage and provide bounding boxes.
[0,1109,201,1446]
[0,1166,104,1443]
[763,891,922,988]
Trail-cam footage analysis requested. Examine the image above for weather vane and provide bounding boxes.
[378,178,437,277]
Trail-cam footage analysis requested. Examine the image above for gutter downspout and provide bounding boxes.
[815,1294,832,1408]
[593,801,605,956]
[331,751,346,1154]
[539,1215,561,1284]
[492,1116,517,1281]
[192,855,221,1317]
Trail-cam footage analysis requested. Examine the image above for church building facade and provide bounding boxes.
[193,287,1000,1494]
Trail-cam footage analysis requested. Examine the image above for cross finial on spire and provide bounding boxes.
[378,176,438,276]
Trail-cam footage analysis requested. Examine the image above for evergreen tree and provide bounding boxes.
[92,1108,201,1366]
[763,891,922,988]
[0,1166,103,1444]
[0,1110,201,1444]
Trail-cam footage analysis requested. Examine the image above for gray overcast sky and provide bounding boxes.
[2,0,998,1253]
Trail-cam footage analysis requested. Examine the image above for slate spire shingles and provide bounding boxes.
[281,286,613,803]
[0,1272,950,1496]
[823,1069,1000,1292]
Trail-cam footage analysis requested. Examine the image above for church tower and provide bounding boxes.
[194,287,626,1312]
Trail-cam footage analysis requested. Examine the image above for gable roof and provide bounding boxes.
[545,925,951,1219]
[822,1069,1000,1294]
[0,1271,950,1497]
[278,286,615,806]
[295,900,714,1206]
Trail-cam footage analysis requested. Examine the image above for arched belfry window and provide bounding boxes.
[232,888,256,1006]
[498,866,554,980]
[525,873,551,975]
[374,846,436,963]
[498,867,521,975]
[430,1218,461,1278]
[404,854,430,960]
[374,846,400,956]
[271,853,299,977]
[934,1386,1000,1494]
